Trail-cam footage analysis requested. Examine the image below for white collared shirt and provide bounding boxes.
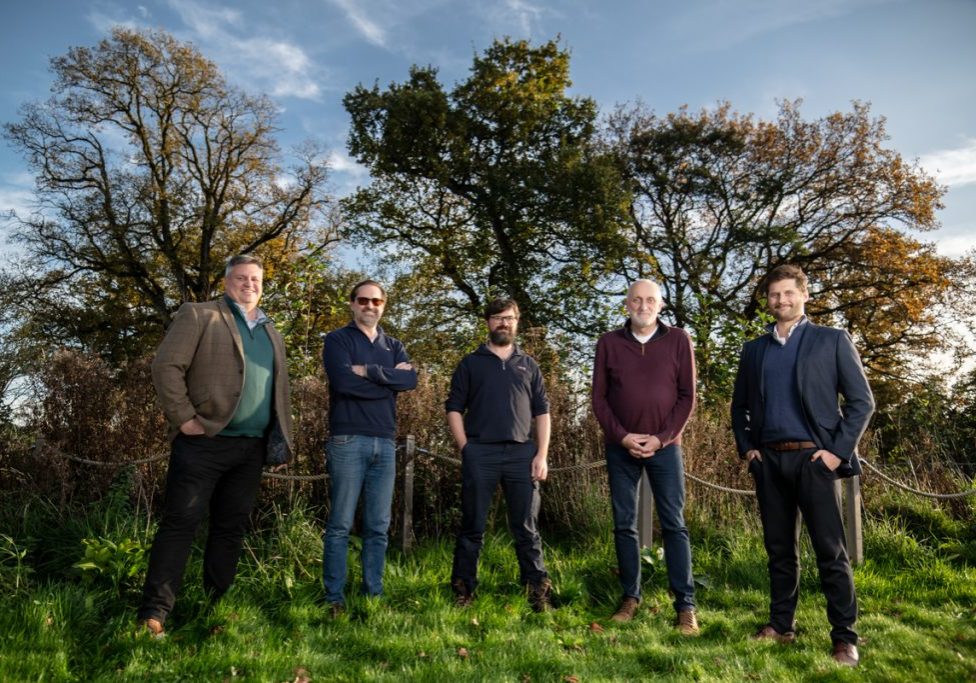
[771,316,807,346]
[231,301,268,331]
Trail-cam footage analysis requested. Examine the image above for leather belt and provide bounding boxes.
[764,441,817,451]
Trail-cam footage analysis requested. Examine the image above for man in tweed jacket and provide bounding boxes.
[137,254,293,637]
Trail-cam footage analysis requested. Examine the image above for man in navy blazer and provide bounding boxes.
[732,264,874,668]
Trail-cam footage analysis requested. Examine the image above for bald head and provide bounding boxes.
[625,279,664,334]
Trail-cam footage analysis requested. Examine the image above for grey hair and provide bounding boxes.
[225,254,264,276]
[626,278,662,297]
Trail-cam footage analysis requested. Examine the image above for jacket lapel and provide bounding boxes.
[756,335,770,400]
[218,298,245,363]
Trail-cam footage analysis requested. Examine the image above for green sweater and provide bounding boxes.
[219,301,275,438]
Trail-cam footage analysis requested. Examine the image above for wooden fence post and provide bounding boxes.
[638,470,655,548]
[401,435,416,554]
[844,475,863,565]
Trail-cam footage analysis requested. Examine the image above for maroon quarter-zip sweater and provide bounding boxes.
[591,321,696,447]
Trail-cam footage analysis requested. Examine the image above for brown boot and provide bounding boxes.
[610,596,639,623]
[527,578,553,612]
[137,617,165,638]
[452,579,473,608]
[675,609,700,636]
[752,624,796,644]
[832,642,859,667]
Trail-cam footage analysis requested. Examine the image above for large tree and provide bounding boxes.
[342,38,627,350]
[606,100,971,399]
[2,27,330,360]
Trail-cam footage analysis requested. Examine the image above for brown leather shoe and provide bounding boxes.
[610,596,639,622]
[832,642,859,667]
[675,609,700,636]
[752,624,796,644]
[137,617,164,638]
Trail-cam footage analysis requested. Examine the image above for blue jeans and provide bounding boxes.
[606,442,695,612]
[322,435,396,605]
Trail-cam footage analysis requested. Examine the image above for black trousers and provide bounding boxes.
[451,441,548,593]
[138,434,264,623]
[751,446,858,645]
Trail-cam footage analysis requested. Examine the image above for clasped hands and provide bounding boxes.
[622,433,662,459]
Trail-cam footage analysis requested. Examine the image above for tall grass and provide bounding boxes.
[1,486,974,682]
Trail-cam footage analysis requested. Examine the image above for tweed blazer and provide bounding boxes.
[152,298,293,459]
[731,321,875,478]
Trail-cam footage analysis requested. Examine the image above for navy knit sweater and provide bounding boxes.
[322,322,417,439]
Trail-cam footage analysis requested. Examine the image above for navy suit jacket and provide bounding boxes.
[731,321,875,478]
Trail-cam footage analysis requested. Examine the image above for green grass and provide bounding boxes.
[1,495,975,682]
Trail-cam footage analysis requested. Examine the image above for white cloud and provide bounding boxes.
[476,0,549,37]
[672,0,900,52]
[163,0,321,99]
[934,233,976,258]
[327,150,368,178]
[506,0,544,36]
[86,9,139,34]
[330,0,389,48]
[0,173,36,220]
[166,0,242,39]
[919,138,976,188]
[87,0,325,101]
[232,37,322,99]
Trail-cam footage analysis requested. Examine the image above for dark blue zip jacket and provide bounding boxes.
[445,344,549,443]
[323,322,417,439]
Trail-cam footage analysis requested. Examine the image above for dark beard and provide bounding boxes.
[489,328,514,346]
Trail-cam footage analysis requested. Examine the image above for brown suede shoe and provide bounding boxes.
[832,642,859,667]
[610,596,639,623]
[137,617,165,638]
[527,578,553,612]
[675,609,700,636]
[752,624,796,644]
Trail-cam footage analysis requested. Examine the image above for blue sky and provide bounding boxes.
[2,0,974,258]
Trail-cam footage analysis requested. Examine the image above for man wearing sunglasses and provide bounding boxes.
[321,280,417,614]
[446,298,553,612]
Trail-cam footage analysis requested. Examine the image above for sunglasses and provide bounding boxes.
[355,297,385,306]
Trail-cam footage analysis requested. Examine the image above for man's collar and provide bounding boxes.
[623,318,667,340]
[477,342,522,357]
[346,319,385,342]
[224,295,268,325]
[769,315,808,345]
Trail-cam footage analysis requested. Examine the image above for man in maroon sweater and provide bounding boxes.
[591,279,698,633]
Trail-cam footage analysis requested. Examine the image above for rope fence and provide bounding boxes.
[35,438,975,497]
[32,435,975,563]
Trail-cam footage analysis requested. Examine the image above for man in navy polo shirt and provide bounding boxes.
[322,280,417,613]
[446,297,553,612]
[732,264,874,667]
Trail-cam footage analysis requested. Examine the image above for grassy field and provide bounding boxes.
[1,489,974,682]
